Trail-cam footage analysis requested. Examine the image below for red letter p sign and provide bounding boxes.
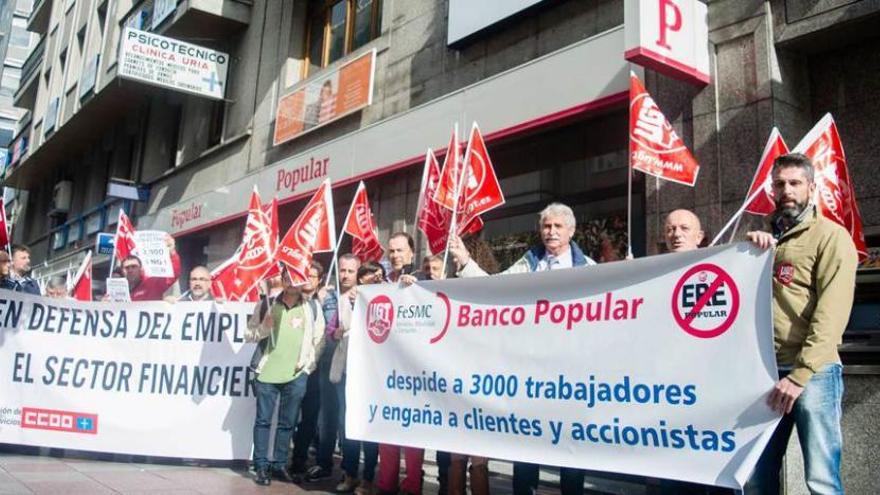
[656,0,682,50]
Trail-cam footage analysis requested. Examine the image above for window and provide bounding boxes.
[305,0,381,75]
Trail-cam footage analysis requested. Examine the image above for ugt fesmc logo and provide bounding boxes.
[366,294,453,344]
[21,407,99,435]
[366,295,394,343]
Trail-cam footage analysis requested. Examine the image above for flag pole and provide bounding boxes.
[413,149,433,261]
[442,126,468,280]
[627,160,633,258]
[710,187,764,246]
[326,183,359,293]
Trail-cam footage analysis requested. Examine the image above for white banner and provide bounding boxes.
[0,292,256,460]
[347,243,780,489]
[133,230,173,278]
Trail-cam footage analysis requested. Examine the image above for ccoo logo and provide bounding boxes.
[366,295,394,343]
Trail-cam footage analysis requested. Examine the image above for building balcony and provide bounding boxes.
[125,0,251,39]
[13,35,44,110]
[26,0,52,36]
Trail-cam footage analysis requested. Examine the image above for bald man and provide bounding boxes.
[664,209,705,252]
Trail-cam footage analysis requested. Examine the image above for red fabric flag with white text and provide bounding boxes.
[433,127,462,211]
[262,197,281,279]
[793,114,868,261]
[70,251,93,301]
[276,179,337,285]
[233,188,277,299]
[210,253,259,302]
[629,73,700,186]
[456,122,505,233]
[744,128,789,216]
[344,182,384,262]
[114,210,138,263]
[417,149,453,254]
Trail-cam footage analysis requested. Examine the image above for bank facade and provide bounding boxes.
[3,1,879,492]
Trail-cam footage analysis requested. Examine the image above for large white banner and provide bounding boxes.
[0,293,256,459]
[348,243,781,489]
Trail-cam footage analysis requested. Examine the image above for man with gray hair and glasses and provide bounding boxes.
[448,202,596,495]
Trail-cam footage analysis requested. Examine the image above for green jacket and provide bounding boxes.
[771,205,857,386]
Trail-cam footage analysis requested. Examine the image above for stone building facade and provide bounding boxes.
[3,1,879,491]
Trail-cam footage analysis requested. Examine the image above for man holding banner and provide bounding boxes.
[746,153,856,494]
[449,202,595,495]
[121,234,181,301]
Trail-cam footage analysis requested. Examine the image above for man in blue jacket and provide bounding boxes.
[1,245,41,295]
[449,202,595,495]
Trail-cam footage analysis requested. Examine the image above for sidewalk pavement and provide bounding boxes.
[0,446,645,495]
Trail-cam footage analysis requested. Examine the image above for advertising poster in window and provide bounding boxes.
[273,49,376,146]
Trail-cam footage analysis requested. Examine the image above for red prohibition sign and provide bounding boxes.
[670,263,740,339]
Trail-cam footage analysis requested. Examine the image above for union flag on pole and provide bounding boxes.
[276,179,336,285]
[433,126,462,211]
[744,128,789,216]
[262,197,281,279]
[70,250,93,301]
[629,73,700,186]
[343,182,384,262]
[417,149,453,254]
[210,253,259,302]
[234,187,277,299]
[114,210,138,262]
[456,122,505,233]
[793,113,868,261]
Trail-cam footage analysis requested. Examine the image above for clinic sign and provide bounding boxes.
[624,0,710,85]
[118,28,229,100]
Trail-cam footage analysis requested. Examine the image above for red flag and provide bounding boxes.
[70,251,93,301]
[343,182,384,262]
[456,122,505,233]
[210,254,259,302]
[629,73,700,186]
[0,201,9,250]
[234,188,276,299]
[417,149,453,254]
[262,197,281,279]
[114,210,138,262]
[744,128,789,216]
[793,114,868,261]
[276,180,337,285]
[433,126,462,211]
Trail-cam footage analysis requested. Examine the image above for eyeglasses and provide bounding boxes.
[190,277,211,282]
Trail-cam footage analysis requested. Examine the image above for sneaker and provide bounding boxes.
[253,467,271,486]
[355,480,375,495]
[272,467,301,483]
[336,474,360,493]
[306,465,333,482]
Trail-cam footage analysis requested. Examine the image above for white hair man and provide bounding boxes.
[448,202,595,495]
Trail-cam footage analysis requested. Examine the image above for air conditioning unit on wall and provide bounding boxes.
[49,180,73,216]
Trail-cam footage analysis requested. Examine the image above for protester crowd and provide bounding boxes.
[0,152,854,495]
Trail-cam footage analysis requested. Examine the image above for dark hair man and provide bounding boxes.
[120,234,182,301]
[1,244,40,295]
[745,153,856,494]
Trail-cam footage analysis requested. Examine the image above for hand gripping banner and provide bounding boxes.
[346,244,781,489]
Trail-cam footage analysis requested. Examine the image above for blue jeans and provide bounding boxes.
[252,374,308,471]
[316,339,340,469]
[746,363,844,494]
